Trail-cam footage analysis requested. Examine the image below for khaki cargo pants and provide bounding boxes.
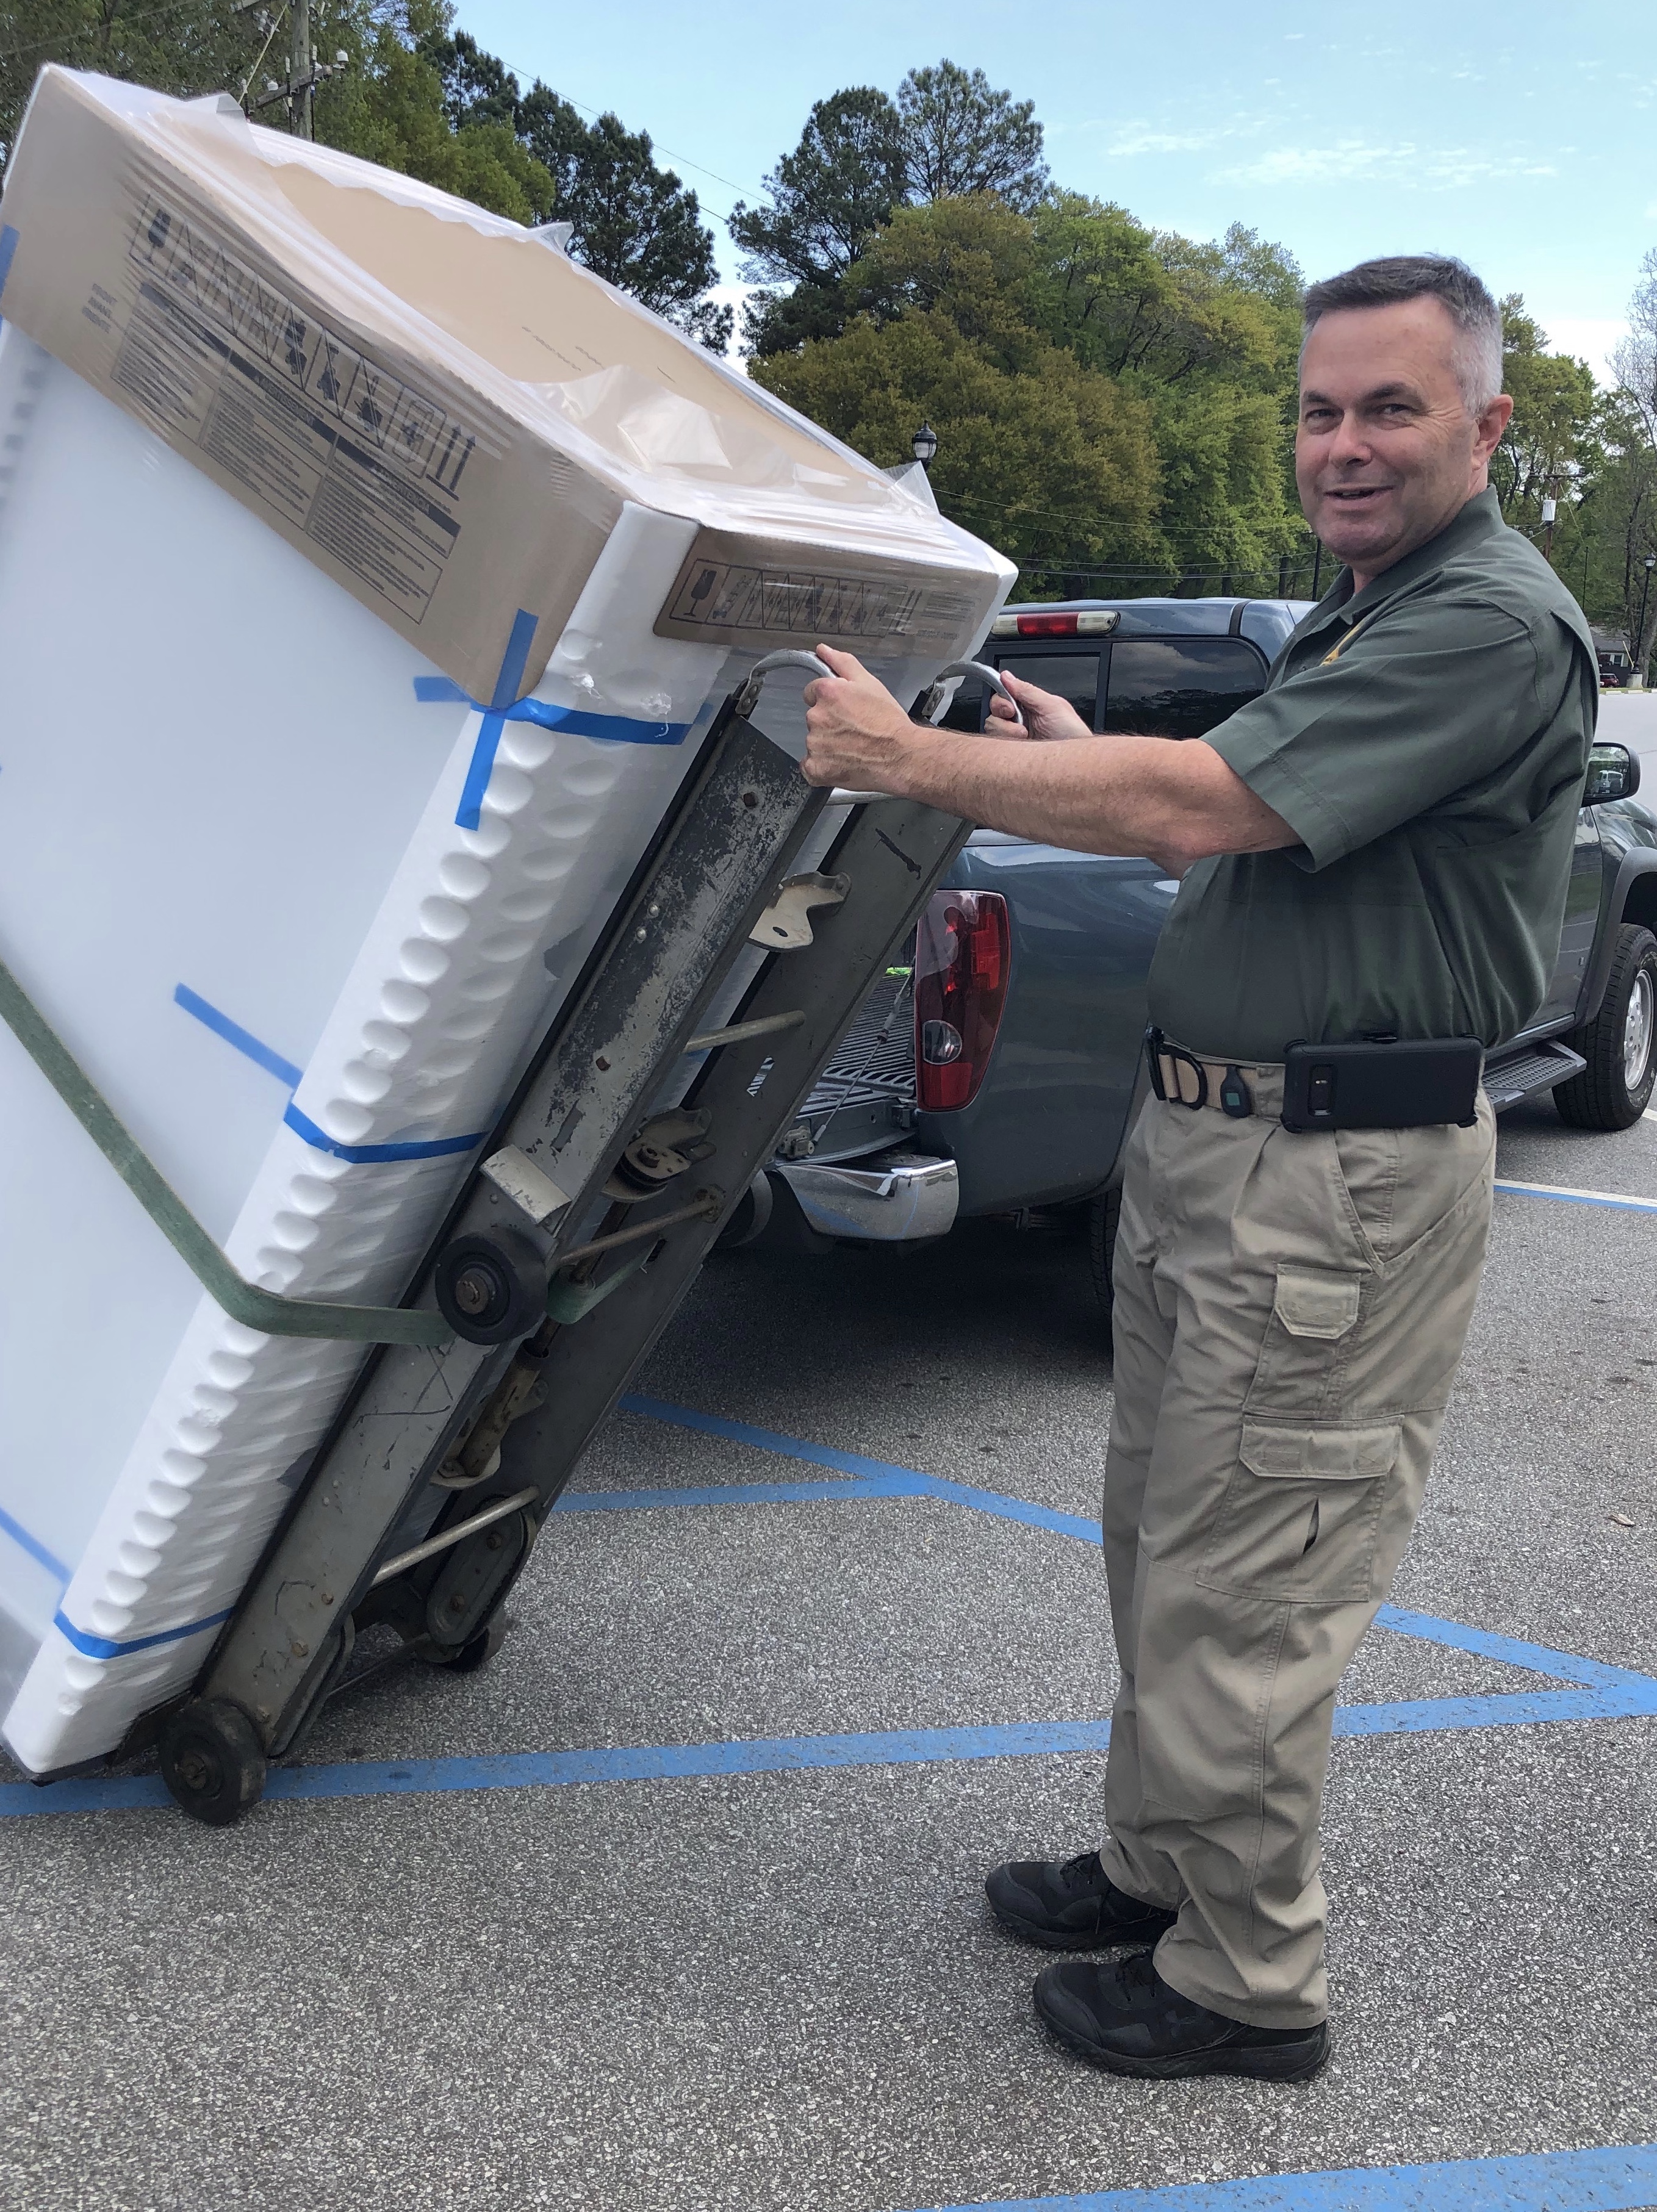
[1098,1075,1496,2027]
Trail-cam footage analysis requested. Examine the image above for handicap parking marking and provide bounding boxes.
[7,1400,1654,1820]
[915,2139,1657,2212]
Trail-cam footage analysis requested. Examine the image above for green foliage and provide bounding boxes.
[896,60,1046,210]
[733,63,1046,358]
[754,309,1166,587]
[1492,298,1599,524]
[753,188,1306,595]
[0,0,728,343]
[730,87,905,287]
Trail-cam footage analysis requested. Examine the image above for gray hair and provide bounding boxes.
[1302,255,1503,418]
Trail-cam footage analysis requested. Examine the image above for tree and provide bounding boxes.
[418,25,731,348]
[753,311,1167,589]
[1491,298,1598,526]
[730,87,906,357]
[896,60,1046,210]
[0,0,730,344]
[555,112,730,347]
[1,0,270,168]
[750,186,1306,595]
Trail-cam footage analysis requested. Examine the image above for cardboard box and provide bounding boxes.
[0,68,1007,706]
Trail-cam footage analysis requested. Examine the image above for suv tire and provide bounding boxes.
[1555,922,1657,1130]
[1087,1185,1123,1350]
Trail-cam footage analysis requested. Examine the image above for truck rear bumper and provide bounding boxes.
[776,1152,958,1242]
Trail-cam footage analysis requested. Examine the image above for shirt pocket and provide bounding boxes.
[1245,1265,1368,1421]
[1196,1418,1401,1603]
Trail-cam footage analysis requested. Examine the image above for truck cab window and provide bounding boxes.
[999,653,1101,725]
[1102,639,1265,740]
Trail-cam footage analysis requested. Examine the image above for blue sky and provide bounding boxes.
[459,0,1653,378]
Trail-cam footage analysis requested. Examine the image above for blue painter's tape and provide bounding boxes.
[51,1603,233,1662]
[453,609,541,832]
[0,224,18,306]
[281,1102,486,1165]
[921,2141,1657,2212]
[505,699,692,747]
[0,1502,70,1586]
[174,984,302,1089]
[415,663,692,782]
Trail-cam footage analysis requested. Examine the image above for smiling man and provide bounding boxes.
[800,256,1597,2080]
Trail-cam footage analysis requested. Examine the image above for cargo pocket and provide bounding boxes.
[1245,1265,1367,1420]
[1196,1418,1401,1603]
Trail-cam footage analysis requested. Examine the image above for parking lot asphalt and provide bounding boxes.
[4,1097,1656,2212]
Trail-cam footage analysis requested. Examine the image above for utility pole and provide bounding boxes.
[1310,539,1323,598]
[289,0,312,140]
[1542,491,1558,567]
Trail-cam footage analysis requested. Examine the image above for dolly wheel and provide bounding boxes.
[159,1698,268,1826]
[434,1231,545,1345]
[425,1618,509,1675]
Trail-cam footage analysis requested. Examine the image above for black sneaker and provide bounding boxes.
[985,1851,1179,1952]
[1033,1950,1329,2081]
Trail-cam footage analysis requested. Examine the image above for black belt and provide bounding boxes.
[1146,1029,1483,1130]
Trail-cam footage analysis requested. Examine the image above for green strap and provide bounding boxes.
[0,955,450,1348]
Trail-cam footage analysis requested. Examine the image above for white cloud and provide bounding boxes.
[1105,127,1224,156]
[1221,140,1557,188]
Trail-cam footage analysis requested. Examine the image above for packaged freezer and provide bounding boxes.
[0,67,1013,1776]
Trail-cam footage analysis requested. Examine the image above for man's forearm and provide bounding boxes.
[858,727,1294,872]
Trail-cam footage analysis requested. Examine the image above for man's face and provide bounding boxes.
[1295,297,1512,585]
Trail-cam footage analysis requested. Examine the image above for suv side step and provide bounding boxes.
[1484,1038,1587,1110]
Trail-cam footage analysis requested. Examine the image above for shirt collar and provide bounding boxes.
[1297,486,1505,644]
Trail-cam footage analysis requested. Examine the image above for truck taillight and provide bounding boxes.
[915,890,1010,1111]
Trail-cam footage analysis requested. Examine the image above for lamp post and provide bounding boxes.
[911,422,938,472]
[1637,553,1656,691]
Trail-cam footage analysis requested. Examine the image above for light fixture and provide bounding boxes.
[911,422,938,470]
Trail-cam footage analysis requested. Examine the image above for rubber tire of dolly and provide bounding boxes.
[434,1229,546,1345]
[424,1617,509,1674]
[1555,922,1657,1131]
[159,1698,268,1826]
[1087,1185,1123,1352]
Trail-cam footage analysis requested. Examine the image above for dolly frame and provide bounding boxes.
[135,675,971,1815]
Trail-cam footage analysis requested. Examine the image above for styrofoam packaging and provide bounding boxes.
[0,74,1013,1775]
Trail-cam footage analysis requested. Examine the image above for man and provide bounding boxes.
[799,256,1596,2081]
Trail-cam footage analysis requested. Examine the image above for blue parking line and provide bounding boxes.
[617,1395,1105,1542]
[10,1661,1657,1818]
[9,1407,1653,1822]
[917,2140,1657,2212]
[1493,1177,1657,1215]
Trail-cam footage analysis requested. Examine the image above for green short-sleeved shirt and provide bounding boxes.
[1147,488,1598,1063]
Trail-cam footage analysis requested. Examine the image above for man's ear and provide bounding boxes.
[1474,393,1514,468]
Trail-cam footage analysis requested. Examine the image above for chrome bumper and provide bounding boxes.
[776,1152,958,1242]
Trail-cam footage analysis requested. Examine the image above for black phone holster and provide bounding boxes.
[1279,1038,1483,1132]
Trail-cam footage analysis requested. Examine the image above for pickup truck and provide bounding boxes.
[725,595,1657,1322]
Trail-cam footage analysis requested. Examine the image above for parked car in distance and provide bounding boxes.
[724,597,1657,1326]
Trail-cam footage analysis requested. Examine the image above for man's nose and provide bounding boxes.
[1326,409,1374,467]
